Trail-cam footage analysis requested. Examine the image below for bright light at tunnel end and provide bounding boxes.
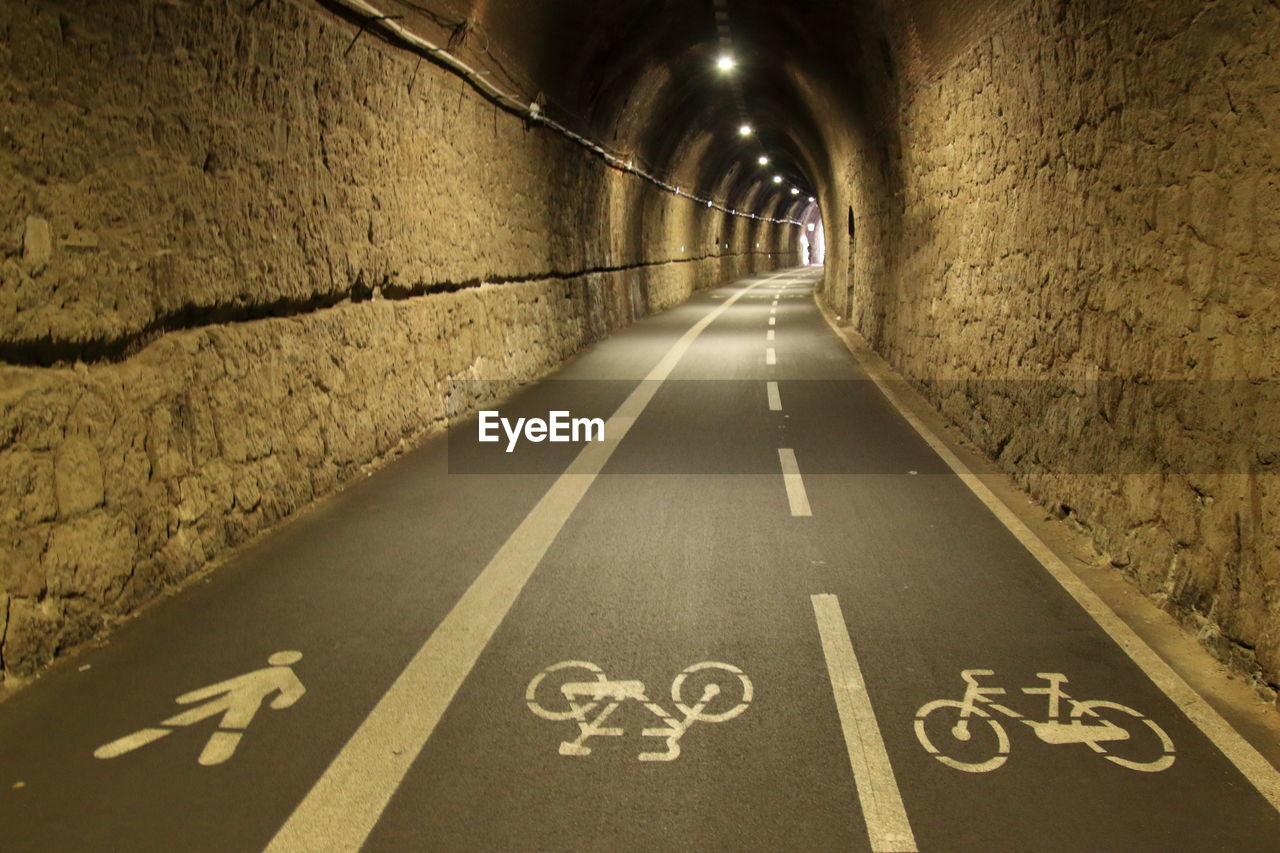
[716,54,736,72]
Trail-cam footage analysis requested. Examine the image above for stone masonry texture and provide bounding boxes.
[0,0,799,677]
[828,0,1280,691]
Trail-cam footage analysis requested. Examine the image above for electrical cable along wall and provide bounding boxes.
[0,0,800,680]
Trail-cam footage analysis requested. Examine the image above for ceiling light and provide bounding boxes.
[790,188,799,195]
[758,155,769,165]
[772,175,782,184]
[716,54,736,72]
[808,196,815,202]
[738,124,753,136]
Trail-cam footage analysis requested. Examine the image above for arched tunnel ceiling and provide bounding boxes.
[534,0,900,213]
[375,0,908,216]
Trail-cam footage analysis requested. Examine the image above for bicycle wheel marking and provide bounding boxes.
[913,669,1176,773]
[526,660,751,761]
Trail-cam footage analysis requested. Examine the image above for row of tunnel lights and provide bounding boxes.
[716,54,815,206]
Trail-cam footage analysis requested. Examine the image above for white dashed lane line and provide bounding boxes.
[777,448,811,517]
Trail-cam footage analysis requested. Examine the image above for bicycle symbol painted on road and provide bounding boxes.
[526,660,752,761]
[914,669,1175,773]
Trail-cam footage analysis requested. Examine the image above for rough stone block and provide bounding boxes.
[3,598,63,676]
[53,436,105,518]
[43,510,136,600]
[21,216,51,272]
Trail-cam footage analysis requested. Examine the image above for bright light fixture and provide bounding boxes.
[716,54,736,72]
[738,124,753,136]
[757,155,769,165]
[772,175,782,184]
[790,187,799,195]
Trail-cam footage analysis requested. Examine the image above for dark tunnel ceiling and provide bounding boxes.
[514,0,898,218]
[375,0,909,219]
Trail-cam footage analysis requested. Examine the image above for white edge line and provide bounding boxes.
[816,299,1280,813]
[812,594,918,853]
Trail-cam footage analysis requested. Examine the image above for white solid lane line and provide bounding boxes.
[264,270,795,853]
[766,348,777,365]
[777,448,811,516]
[767,381,782,411]
[812,594,918,853]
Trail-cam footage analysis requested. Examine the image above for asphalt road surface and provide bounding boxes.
[2,267,1278,852]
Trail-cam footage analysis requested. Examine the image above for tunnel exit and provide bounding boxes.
[800,202,825,266]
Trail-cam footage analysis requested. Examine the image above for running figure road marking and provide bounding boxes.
[526,661,751,761]
[94,651,306,766]
[914,669,1174,773]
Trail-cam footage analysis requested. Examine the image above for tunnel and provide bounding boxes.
[1,0,1279,849]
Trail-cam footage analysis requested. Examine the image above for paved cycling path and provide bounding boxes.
[1,267,1278,852]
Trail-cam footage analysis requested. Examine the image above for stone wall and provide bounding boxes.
[833,0,1280,690]
[0,0,799,678]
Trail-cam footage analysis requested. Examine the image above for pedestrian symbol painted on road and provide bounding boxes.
[94,651,306,766]
[526,660,751,761]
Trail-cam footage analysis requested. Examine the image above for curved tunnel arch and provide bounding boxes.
[479,0,903,243]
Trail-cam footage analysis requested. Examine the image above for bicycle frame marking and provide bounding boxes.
[915,669,1175,773]
[526,661,751,762]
